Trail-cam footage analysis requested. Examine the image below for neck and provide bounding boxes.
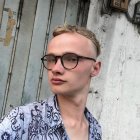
[56,93,88,125]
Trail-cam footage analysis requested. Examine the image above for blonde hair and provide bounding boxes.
[53,24,101,57]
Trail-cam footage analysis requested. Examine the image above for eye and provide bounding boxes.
[63,54,78,62]
[45,55,55,63]
[68,57,77,62]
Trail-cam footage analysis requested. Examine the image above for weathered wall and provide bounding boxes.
[86,0,140,140]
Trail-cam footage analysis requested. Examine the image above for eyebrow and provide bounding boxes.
[47,52,96,58]
[46,52,96,60]
[46,51,77,56]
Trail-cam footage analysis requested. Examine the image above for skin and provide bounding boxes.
[47,32,101,140]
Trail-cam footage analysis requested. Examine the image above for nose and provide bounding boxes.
[51,58,65,74]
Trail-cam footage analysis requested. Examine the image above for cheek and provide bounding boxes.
[47,71,52,83]
[76,62,92,75]
[70,67,91,83]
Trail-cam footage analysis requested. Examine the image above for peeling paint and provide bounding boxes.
[0,8,16,46]
[0,38,4,42]
[4,9,16,46]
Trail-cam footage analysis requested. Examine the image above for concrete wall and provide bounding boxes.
[86,0,140,140]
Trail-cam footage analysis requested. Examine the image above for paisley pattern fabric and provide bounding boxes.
[0,95,102,140]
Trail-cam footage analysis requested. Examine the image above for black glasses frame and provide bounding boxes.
[41,53,96,70]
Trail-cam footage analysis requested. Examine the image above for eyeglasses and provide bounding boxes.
[41,53,96,70]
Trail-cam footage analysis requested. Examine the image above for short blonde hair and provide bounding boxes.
[53,24,101,57]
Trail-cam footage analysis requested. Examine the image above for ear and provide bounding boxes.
[90,61,101,77]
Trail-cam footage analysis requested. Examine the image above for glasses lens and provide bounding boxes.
[43,55,56,70]
[62,53,78,69]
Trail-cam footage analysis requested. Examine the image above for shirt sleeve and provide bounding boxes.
[0,107,25,140]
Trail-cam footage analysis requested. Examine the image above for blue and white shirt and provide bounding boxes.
[0,95,102,140]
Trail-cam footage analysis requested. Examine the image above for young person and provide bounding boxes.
[0,25,102,140]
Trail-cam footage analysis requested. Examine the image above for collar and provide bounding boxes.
[45,95,101,139]
[45,95,63,128]
[85,108,102,139]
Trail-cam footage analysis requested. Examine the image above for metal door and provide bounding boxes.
[0,0,90,116]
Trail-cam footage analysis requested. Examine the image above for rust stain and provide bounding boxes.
[4,9,16,46]
[0,38,4,42]
[0,8,16,46]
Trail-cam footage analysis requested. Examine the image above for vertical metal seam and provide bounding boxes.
[0,0,6,30]
[1,0,24,116]
[82,0,90,26]
[76,0,90,26]
[36,0,55,101]
[64,0,68,23]
[21,0,39,105]
[76,0,81,25]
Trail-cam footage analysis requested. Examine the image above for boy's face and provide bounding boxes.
[46,33,101,96]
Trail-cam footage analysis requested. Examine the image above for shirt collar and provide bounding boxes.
[45,95,101,139]
[45,95,96,128]
[45,95,63,128]
[85,108,102,139]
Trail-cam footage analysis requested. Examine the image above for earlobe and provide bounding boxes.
[90,61,101,77]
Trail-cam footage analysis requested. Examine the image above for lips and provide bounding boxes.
[51,78,66,85]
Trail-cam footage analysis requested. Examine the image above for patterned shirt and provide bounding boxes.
[0,95,102,140]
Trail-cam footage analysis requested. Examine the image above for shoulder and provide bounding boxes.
[0,99,48,124]
[0,99,48,139]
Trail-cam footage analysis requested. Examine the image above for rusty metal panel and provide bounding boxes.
[0,0,20,117]
[4,0,38,114]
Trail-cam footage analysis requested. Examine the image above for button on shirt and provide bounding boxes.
[0,95,102,140]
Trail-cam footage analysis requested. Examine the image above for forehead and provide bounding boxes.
[47,33,96,56]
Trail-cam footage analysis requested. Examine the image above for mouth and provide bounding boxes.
[51,78,66,85]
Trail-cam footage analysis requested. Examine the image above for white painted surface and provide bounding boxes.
[87,0,140,139]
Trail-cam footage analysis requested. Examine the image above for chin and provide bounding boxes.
[51,88,71,96]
